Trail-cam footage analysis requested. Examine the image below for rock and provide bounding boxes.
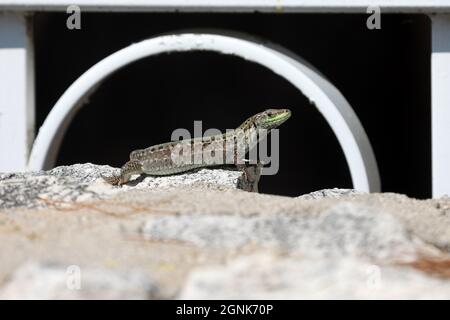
[0,163,449,299]
[0,261,158,300]
[298,188,365,200]
[141,201,428,260]
[179,253,450,299]
[118,167,243,191]
[0,163,244,209]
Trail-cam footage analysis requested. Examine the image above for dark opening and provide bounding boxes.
[34,12,431,198]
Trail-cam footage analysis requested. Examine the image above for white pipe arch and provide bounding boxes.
[28,32,381,192]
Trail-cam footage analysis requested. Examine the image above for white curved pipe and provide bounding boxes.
[28,32,380,192]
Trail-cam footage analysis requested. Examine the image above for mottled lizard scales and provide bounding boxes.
[102,109,291,186]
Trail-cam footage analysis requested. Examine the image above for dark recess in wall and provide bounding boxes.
[33,12,431,198]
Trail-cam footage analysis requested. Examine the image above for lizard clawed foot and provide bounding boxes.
[101,173,123,186]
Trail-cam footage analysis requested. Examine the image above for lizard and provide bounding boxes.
[101,108,291,186]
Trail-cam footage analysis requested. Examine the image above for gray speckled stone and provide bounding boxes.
[141,202,424,260]
[1,164,449,299]
[0,163,244,209]
[179,254,450,299]
[298,188,365,199]
[0,261,158,300]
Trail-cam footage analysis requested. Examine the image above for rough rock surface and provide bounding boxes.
[0,164,449,299]
[0,163,243,209]
[179,254,450,299]
[141,202,422,260]
[0,262,158,300]
[297,188,365,200]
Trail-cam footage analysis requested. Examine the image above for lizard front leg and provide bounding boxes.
[102,159,143,186]
[236,159,265,193]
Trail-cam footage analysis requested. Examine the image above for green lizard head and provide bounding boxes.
[251,108,291,130]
